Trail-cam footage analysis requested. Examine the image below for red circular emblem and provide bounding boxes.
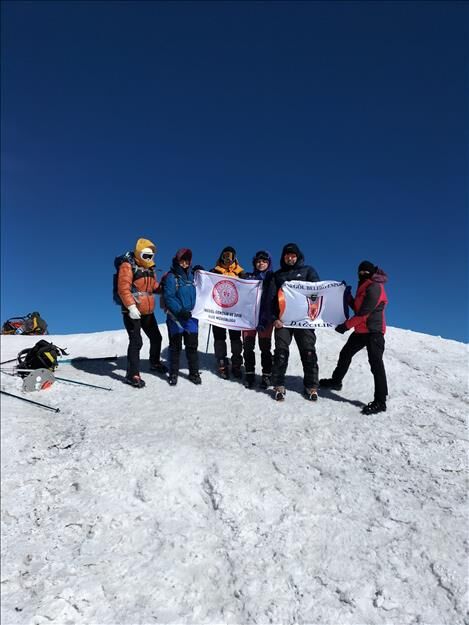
[212,280,239,308]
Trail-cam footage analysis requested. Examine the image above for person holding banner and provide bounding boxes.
[242,250,276,389]
[271,243,320,401]
[211,246,246,379]
[161,248,201,386]
[319,260,388,415]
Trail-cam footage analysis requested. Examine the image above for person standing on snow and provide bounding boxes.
[162,248,202,387]
[210,246,246,380]
[242,250,276,389]
[320,260,388,415]
[271,243,321,402]
[117,237,167,388]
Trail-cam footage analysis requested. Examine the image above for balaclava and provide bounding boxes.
[219,246,236,266]
[358,260,376,281]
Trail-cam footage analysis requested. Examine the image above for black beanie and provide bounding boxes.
[283,243,300,256]
[358,260,376,274]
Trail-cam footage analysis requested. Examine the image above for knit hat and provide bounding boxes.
[358,260,376,274]
[283,243,300,256]
[252,250,272,270]
[134,238,156,268]
[175,248,192,263]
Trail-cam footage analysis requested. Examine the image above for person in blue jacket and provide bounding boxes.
[162,248,201,386]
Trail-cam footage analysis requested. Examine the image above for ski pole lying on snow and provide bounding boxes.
[15,370,112,391]
[0,357,18,366]
[54,376,112,391]
[1,389,60,413]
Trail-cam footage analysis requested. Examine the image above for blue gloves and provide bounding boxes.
[193,265,204,272]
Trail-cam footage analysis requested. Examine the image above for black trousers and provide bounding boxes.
[332,332,388,402]
[272,327,318,389]
[212,325,243,368]
[123,313,162,377]
[168,332,199,376]
[243,335,273,375]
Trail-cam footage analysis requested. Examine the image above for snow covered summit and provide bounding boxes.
[1,325,467,624]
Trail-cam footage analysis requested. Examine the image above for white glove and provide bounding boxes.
[128,304,141,320]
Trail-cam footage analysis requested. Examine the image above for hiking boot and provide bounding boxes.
[361,400,386,415]
[150,361,168,374]
[232,366,242,379]
[218,360,229,379]
[168,374,178,386]
[319,378,342,391]
[304,387,318,401]
[260,373,271,389]
[125,375,146,388]
[244,372,255,389]
[274,386,286,401]
[188,372,202,385]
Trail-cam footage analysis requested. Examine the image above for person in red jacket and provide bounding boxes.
[320,260,388,414]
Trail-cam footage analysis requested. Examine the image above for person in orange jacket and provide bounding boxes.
[117,237,167,388]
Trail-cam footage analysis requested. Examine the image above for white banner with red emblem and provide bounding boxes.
[193,271,262,330]
[279,280,347,328]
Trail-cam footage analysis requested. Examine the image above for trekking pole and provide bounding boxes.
[205,325,212,354]
[0,357,17,366]
[54,376,113,391]
[1,389,60,413]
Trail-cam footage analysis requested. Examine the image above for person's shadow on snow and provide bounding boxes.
[69,357,127,383]
[317,388,365,408]
[159,347,220,383]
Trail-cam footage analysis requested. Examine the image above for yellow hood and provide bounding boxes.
[134,238,156,268]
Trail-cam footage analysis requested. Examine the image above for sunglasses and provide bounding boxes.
[141,252,154,261]
[255,255,269,262]
[221,253,234,262]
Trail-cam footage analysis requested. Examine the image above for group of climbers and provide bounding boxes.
[116,238,389,415]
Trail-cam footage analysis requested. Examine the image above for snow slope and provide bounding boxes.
[1,325,468,625]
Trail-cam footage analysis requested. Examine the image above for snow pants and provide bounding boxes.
[123,313,163,377]
[272,327,318,389]
[167,331,199,376]
[242,324,273,375]
[212,325,243,369]
[332,332,388,403]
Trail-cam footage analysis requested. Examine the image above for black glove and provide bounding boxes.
[179,311,192,321]
[335,323,348,334]
[193,265,204,272]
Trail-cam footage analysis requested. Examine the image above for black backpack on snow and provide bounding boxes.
[17,340,68,371]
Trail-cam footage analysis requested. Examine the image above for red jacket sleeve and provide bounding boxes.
[345,283,381,330]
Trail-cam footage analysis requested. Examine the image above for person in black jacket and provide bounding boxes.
[271,243,320,401]
[242,250,276,389]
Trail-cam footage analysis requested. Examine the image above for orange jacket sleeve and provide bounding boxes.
[117,262,136,309]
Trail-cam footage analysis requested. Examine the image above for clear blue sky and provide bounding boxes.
[1,1,467,342]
